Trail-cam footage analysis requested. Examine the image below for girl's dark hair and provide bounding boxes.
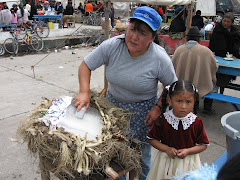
[157,80,199,125]
[19,4,24,17]
[129,18,157,38]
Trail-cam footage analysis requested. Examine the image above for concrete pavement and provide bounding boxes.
[1,24,240,179]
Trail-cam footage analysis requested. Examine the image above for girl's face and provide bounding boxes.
[168,91,195,118]
[125,21,155,57]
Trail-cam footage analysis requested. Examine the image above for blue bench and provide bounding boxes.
[204,92,240,111]
[0,24,17,30]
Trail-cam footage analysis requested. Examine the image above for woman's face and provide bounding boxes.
[125,21,155,57]
[222,17,232,29]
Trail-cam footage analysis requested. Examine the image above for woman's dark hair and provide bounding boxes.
[157,80,199,125]
[217,152,240,180]
[19,4,24,17]
[129,18,157,38]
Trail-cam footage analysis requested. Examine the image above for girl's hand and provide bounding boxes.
[165,147,177,159]
[74,92,90,112]
[177,149,189,159]
[144,106,161,127]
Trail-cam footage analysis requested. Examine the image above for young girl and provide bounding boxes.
[146,80,209,179]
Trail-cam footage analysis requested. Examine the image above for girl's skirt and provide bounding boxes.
[146,151,201,180]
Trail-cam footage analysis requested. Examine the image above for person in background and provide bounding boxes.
[169,8,186,33]
[85,0,93,16]
[97,1,103,13]
[49,1,55,9]
[17,4,29,24]
[116,16,121,23]
[204,22,215,31]
[25,0,31,15]
[78,2,84,15]
[146,80,209,179]
[65,1,74,15]
[191,10,204,30]
[172,26,218,115]
[10,4,18,24]
[43,1,50,12]
[0,5,12,25]
[1,2,6,10]
[110,3,114,28]
[29,2,37,20]
[74,6,177,180]
[17,4,29,25]
[36,1,43,11]
[209,12,240,94]
[158,6,164,19]
[55,0,63,15]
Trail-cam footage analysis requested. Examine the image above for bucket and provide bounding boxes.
[221,111,240,160]
[53,23,59,29]
[47,22,53,29]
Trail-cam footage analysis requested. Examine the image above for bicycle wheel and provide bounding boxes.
[93,14,101,26]
[83,16,90,25]
[36,22,50,38]
[3,37,18,55]
[30,35,44,51]
[0,44,5,56]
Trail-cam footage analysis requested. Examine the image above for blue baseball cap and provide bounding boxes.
[130,6,162,31]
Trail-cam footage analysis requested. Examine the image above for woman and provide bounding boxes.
[209,12,240,94]
[17,4,29,25]
[10,4,18,24]
[74,6,177,179]
[0,5,12,25]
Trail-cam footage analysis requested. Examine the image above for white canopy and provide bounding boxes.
[196,0,216,16]
[110,0,193,5]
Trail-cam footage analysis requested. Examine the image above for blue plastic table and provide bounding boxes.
[211,150,227,173]
[216,56,240,76]
[33,15,63,28]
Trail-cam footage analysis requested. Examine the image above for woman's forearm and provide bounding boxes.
[78,61,91,94]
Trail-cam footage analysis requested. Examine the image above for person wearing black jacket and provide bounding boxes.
[209,12,240,94]
[169,10,186,33]
[55,0,63,15]
[65,2,74,15]
[29,2,37,20]
[191,10,204,30]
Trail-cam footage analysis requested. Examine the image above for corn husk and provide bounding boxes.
[17,91,141,179]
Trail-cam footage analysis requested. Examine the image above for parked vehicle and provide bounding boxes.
[215,0,234,22]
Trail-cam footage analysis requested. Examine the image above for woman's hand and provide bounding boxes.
[177,149,189,159]
[74,92,90,112]
[144,106,161,127]
[165,147,177,159]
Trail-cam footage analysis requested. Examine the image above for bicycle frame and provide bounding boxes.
[20,20,35,31]
[16,32,30,45]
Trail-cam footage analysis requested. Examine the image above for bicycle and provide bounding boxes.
[0,44,5,56]
[3,30,44,55]
[12,19,50,38]
[83,12,102,26]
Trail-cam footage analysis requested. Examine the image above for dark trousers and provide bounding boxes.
[204,98,213,111]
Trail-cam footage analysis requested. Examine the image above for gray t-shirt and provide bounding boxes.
[85,35,177,103]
